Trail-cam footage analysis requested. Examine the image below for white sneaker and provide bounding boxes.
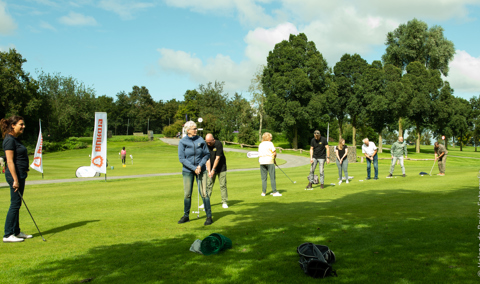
[338,180,342,185]
[16,232,33,239]
[3,235,24,243]
[261,193,266,196]
[346,180,349,184]
[199,204,204,209]
[272,192,282,197]
[222,203,228,209]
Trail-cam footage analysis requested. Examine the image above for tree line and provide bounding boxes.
[1,18,479,152]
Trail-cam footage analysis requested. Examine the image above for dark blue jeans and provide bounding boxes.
[182,171,212,218]
[4,172,25,238]
[366,154,378,179]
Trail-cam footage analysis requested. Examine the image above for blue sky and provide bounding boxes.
[1,0,479,102]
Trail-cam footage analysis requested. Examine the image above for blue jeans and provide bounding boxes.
[308,158,326,184]
[260,164,277,193]
[366,155,378,179]
[182,171,212,218]
[4,171,25,238]
[336,159,349,180]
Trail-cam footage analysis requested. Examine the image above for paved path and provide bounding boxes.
[0,138,309,187]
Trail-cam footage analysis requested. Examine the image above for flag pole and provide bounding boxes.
[40,119,43,179]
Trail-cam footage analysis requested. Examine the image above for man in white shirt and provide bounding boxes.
[362,138,378,180]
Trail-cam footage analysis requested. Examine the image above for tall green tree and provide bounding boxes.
[333,53,369,145]
[449,97,470,151]
[470,96,480,151]
[0,49,42,139]
[431,81,455,148]
[262,33,330,149]
[249,66,266,142]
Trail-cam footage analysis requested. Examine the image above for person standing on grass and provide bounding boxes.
[388,137,407,178]
[362,138,378,180]
[1,116,33,243]
[434,142,448,176]
[335,138,349,185]
[205,133,229,208]
[306,130,329,190]
[177,121,213,225]
[121,147,126,165]
[259,132,281,196]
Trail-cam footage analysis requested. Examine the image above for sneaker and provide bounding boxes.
[387,174,392,177]
[305,182,312,190]
[338,180,342,185]
[320,184,324,189]
[366,177,371,180]
[3,235,24,243]
[261,192,266,196]
[403,174,406,177]
[177,216,190,224]
[222,203,228,209]
[272,192,282,197]
[204,217,213,226]
[199,204,204,209]
[16,232,33,239]
[373,177,378,180]
[346,180,349,184]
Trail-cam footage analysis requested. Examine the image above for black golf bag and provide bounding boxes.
[297,242,337,278]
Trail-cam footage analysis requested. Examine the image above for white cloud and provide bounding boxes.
[0,1,17,35]
[447,50,480,95]
[98,0,155,20]
[59,11,97,26]
[0,43,16,52]
[40,21,57,31]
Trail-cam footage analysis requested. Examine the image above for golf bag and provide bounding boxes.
[297,242,337,278]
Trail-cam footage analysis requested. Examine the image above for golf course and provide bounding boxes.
[1,138,479,283]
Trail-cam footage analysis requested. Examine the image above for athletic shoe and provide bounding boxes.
[338,180,342,185]
[305,182,312,190]
[16,232,33,239]
[199,204,204,209]
[272,192,282,197]
[403,174,406,177]
[177,216,190,224]
[387,174,392,177]
[222,203,228,209]
[3,235,24,243]
[373,177,378,180]
[204,217,213,226]
[261,193,266,196]
[346,180,349,184]
[320,184,324,189]
[366,177,371,180]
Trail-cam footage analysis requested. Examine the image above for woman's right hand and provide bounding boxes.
[13,181,19,192]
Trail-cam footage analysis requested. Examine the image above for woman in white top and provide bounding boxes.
[334,138,349,185]
[258,132,281,196]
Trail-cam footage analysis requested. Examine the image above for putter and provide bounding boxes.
[429,160,436,176]
[275,163,296,184]
[17,191,46,242]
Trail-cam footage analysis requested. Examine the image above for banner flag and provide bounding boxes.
[30,120,43,173]
[90,112,107,174]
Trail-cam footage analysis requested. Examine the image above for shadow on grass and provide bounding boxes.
[37,220,100,238]
[23,187,477,284]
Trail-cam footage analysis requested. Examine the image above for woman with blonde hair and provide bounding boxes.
[258,132,281,196]
[1,115,33,243]
[334,138,349,185]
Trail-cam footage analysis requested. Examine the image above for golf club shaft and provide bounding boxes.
[275,163,295,184]
[17,191,46,241]
[429,160,436,176]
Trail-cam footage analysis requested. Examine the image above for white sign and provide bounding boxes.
[30,120,43,173]
[76,166,101,177]
[198,117,203,122]
[90,112,107,174]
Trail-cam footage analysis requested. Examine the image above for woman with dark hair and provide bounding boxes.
[1,115,32,243]
[334,138,349,185]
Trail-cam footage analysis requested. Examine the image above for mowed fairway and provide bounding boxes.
[0,141,479,283]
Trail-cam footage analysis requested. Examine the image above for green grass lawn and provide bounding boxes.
[0,143,479,283]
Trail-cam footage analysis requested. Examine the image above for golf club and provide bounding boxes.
[275,163,296,184]
[429,160,436,176]
[191,175,201,218]
[17,191,46,242]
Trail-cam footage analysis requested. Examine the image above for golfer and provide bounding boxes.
[334,138,349,185]
[205,133,229,208]
[259,132,281,196]
[1,116,33,243]
[120,147,126,165]
[177,121,213,225]
[362,138,378,180]
[388,137,407,177]
[434,142,448,176]
[306,130,329,190]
